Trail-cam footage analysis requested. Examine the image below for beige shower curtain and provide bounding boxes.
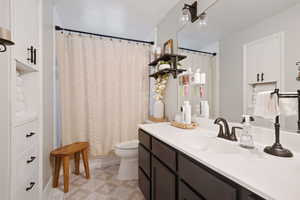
[56,32,149,156]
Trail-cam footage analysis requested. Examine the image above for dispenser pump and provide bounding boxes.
[240,115,255,149]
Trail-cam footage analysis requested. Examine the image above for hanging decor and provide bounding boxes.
[153,74,169,119]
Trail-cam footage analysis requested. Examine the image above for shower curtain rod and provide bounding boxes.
[179,47,217,56]
[55,26,217,56]
[55,26,154,45]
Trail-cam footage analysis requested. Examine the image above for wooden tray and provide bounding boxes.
[149,116,168,123]
[171,121,198,129]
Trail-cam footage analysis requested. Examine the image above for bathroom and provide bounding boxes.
[0,0,300,199]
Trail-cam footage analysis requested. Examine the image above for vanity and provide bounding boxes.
[138,122,300,200]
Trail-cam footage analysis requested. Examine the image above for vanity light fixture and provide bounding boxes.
[180,0,218,26]
[181,1,198,24]
[0,27,14,53]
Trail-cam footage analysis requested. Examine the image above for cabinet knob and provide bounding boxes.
[26,182,35,191]
[256,74,260,82]
[27,156,36,164]
[261,73,264,82]
[26,132,36,138]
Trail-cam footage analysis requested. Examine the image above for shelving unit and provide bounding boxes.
[149,53,186,66]
[149,68,186,79]
[149,54,187,79]
[248,80,277,86]
[16,59,38,74]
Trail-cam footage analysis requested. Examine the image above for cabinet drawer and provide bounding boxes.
[152,138,176,171]
[17,146,39,183]
[139,168,150,200]
[16,172,39,200]
[139,144,151,177]
[15,121,38,153]
[179,181,204,200]
[178,155,237,200]
[139,129,151,149]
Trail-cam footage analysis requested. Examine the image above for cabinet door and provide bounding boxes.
[259,33,282,82]
[151,157,176,200]
[139,168,151,200]
[14,0,39,66]
[179,181,204,200]
[244,33,283,83]
[245,41,261,83]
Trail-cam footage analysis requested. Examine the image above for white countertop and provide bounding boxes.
[139,122,300,200]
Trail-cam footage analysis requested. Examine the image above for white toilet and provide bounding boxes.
[115,140,139,180]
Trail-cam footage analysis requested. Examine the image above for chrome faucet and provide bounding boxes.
[214,118,242,141]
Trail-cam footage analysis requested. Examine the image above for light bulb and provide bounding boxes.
[198,12,207,27]
[199,19,207,27]
[180,7,190,24]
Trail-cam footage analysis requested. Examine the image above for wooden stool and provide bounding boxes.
[51,142,90,193]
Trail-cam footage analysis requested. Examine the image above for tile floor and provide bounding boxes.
[51,165,144,200]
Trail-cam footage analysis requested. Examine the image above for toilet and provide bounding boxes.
[115,140,139,180]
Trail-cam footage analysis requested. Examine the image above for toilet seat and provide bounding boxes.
[115,140,138,150]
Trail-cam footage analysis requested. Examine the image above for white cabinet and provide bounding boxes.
[244,33,283,84]
[13,0,39,69]
[11,0,42,199]
[243,32,284,113]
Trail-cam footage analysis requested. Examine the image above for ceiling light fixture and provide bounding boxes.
[0,27,14,53]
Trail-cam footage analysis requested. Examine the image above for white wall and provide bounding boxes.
[42,0,54,188]
[219,4,300,130]
[0,0,11,199]
[156,0,188,120]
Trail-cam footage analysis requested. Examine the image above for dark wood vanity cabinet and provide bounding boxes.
[152,156,176,200]
[138,129,265,200]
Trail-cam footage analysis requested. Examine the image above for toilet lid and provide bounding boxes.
[115,140,139,150]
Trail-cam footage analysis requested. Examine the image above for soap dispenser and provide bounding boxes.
[240,115,255,149]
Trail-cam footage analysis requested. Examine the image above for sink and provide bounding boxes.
[174,128,265,157]
[194,139,241,154]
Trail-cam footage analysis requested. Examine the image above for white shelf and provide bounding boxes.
[15,59,38,74]
[248,80,277,86]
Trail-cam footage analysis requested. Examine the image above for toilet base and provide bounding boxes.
[117,158,138,180]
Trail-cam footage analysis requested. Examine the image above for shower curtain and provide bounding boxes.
[56,32,149,156]
[177,49,217,118]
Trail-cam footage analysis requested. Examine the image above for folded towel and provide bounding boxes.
[253,91,280,120]
[279,97,298,116]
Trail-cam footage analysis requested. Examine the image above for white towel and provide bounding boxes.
[253,91,280,120]
[279,97,298,116]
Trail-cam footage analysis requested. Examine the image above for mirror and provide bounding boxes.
[163,0,300,133]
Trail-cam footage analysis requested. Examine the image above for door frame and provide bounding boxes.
[242,32,285,114]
